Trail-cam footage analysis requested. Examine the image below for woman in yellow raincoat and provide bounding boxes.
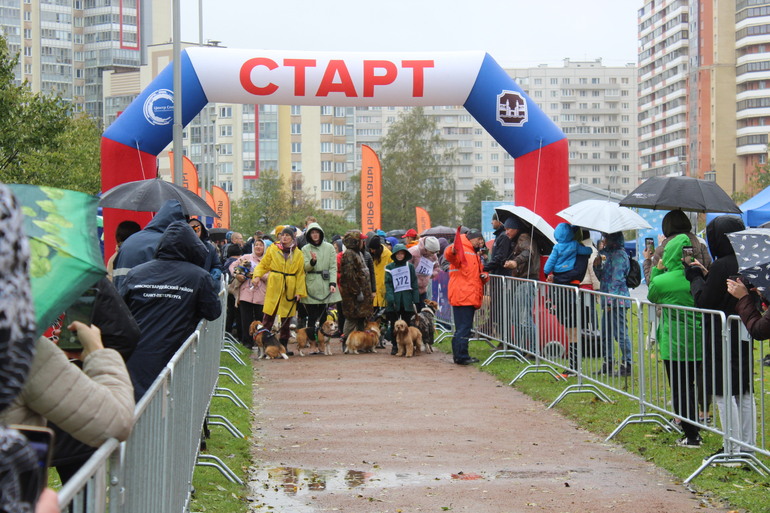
[253,227,307,351]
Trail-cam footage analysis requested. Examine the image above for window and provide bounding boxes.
[335,199,344,210]
[291,123,302,135]
[218,162,233,174]
[321,161,332,172]
[550,78,558,85]
[321,199,332,209]
[219,107,232,118]
[534,91,542,97]
[219,143,233,155]
[291,105,301,115]
[334,124,346,136]
[291,142,302,153]
[335,162,347,173]
[220,124,232,137]
[321,180,333,191]
[292,161,302,173]
[321,142,332,153]
[321,106,333,115]
[335,181,346,192]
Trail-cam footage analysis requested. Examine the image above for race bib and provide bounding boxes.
[389,266,411,293]
[415,257,434,276]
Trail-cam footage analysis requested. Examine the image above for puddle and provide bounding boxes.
[247,466,568,511]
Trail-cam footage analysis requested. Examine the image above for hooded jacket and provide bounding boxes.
[484,224,512,276]
[193,221,224,282]
[543,223,592,276]
[121,221,222,399]
[339,231,374,319]
[647,233,702,362]
[688,215,750,396]
[254,233,307,317]
[643,210,712,284]
[112,200,186,291]
[385,244,420,312]
[301,223,341,304]
[595,232,631,306]
[444,234,489,308]
[408,237,439,294]
[369,237,392,308]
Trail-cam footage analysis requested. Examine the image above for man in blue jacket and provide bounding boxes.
[112,199,186,291]
[119,220,222,399]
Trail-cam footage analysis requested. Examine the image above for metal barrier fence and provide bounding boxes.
[57,287,239,511]
[435,273,769,482]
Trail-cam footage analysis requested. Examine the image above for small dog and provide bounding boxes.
[345,322,380,354]
[411,299,438,354]
[393,319,423,357]
[249,322,288,360]
[295,320,337,356]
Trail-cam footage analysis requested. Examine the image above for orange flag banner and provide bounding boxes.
[360,144,382,233]
[169,151,200,196]
[211,185,230,229]
[205,190,216,215]
[415,207,431,235]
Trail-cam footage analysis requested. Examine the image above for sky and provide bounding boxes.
[180,0,642,68]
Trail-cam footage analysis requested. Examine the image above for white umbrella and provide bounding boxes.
[494,205,556,254]
[557,200,651,233]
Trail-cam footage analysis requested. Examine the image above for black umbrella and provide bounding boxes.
[619,176,741,213]
[99,178,219,218]
[385,229,406,238]
[419,225,469,238]
[208,227,229,242]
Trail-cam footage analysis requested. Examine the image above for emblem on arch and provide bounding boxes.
[497,90,528,127]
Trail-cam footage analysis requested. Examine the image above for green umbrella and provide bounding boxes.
[8,185,106,335]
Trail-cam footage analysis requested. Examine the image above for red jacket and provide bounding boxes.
[444,235,489,309]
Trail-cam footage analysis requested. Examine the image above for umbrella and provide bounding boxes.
[619,176,741,213]
[99,178,218,218]
[419,225,468,238]
[494,204,556,255]
[727,228,770,293]
[385,229,406,238]
[557,199,652,233]
[8,185,107,335]
[208,227,229,242]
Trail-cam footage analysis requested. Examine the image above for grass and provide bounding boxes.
[189,344,254,513]
[442,337,770,513]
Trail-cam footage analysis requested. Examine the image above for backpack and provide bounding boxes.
[626,257,642,289]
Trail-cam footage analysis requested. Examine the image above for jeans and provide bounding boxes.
[601,305,632,366]
[512,282,536,353]
[451,305,476,362]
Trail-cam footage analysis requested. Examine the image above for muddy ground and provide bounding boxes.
[246,340,727,513]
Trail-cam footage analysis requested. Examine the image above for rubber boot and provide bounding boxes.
[280,338,294,356]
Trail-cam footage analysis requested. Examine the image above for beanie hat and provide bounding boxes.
[466,230,484,241]
[385,236,399,248]
[280,226,296,238]
[405,228,418,238]
[503,217,520,230]
[423,236,440,253]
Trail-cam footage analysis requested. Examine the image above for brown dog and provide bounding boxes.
[296,320,337,356]
[345,322,380,354]
[393,319,423,357]
[249,322,288,360]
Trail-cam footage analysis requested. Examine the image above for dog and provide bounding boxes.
[295,320,337,356]
[345,322,380,354]
[411,299,438,354]
[249,322,288,360]
[393,319,423,357]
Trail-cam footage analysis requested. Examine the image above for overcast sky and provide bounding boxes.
[180,0,641,68]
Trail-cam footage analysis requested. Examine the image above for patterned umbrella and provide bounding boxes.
[727,228,770,293]
[8,185,106,334]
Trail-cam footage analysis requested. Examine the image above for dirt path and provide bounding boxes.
[246,341,726,513]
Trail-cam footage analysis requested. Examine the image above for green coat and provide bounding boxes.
[385,246,419,313]
[647,233,702,362]
[301,223,341,304]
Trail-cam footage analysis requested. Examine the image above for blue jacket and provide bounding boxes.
[120,221,222,399]
[543,223,591,275]
[112,200,186,291]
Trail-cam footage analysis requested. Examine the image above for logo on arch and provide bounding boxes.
[497,90,528,127]
[143,89,174,126]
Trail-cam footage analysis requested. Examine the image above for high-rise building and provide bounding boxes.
[0,0,168,118]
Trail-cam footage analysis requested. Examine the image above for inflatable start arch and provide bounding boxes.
[102,48,567,253]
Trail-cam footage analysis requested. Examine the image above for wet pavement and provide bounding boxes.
[247,339,726,513]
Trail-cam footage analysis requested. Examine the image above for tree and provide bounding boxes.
[379,107,457,230]
[461,179,502,229]
[734,150,770,204]
[231,168,292,235]
[0,34,88,188]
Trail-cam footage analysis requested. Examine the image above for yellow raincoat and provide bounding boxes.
[371,245,391,308]
[253,243,307,317]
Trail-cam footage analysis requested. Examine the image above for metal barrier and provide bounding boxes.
[439,274,770,482]
[57,286,243,510]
